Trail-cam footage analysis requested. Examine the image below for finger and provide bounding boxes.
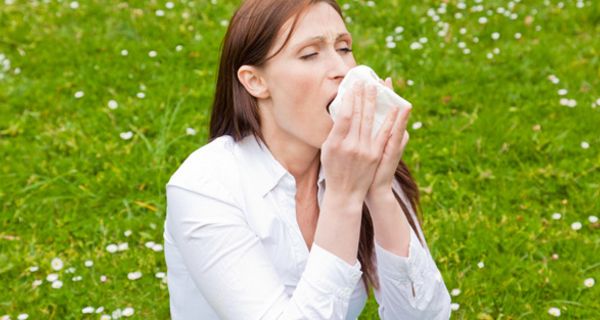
[348,81,364,142]
[386,77,393,89]
[374,106,400,155]
[390,107,412,146]
[329,85,354,141]
[360,84,377,145]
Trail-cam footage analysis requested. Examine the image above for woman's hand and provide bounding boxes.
[321,80,400,207]
[366,77,411,201]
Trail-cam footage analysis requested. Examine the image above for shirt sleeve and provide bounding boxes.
[372,226,451,319]
[165,184,363,320]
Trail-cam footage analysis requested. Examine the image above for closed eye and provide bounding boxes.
[300,47,353,60]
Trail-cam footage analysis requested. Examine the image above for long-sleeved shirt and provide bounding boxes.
[164,134,451,319]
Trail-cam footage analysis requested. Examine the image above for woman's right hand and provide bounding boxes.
[321,80,400,203]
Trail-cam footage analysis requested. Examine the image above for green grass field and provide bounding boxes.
[1,0,599,319]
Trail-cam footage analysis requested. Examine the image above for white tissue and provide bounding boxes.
[328,65,412,138]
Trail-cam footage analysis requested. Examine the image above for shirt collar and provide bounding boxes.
[236,135,326,197]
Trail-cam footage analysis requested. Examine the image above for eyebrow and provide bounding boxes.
[292,33,351,51]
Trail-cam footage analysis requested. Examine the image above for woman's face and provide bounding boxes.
[253,2,356,149]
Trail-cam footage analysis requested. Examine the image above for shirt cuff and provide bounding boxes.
[300,243,363,300]
[374,227,431,285]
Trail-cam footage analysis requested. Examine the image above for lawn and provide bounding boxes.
[1,0,599,319]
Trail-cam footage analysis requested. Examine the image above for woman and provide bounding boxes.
[163,0,451,319]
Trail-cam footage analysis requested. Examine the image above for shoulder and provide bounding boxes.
[166,135,240,204]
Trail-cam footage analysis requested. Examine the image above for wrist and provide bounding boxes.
[323,189,365,215]
[365,185,394,207]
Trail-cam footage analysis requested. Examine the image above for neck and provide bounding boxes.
[261,131,320,195]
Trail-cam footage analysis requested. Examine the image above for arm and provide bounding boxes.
[166,182,365,320]
[365,187,451,319]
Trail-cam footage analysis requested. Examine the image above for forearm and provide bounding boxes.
[314,190,364,265]
[366,190,411,257]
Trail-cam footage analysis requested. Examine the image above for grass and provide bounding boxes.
[1,0,599,319]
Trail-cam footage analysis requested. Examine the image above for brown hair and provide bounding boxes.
[208,0,424,294]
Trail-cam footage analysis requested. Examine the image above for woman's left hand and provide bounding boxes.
[365,77,412,201]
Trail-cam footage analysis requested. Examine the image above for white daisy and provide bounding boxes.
[100,315,111,320]
[74,91,84,99]
[84,260,93,267]
[450,288,461,296]
[32,279,43,287]
[175,45,183,52]
[46,273,59,282]
[17,315,29,320]
[589,215,598,223]
[491,32,500,40]
[112,309,122,319]
[580,141,589,149]
[514,33,522,39]
[82,307,95,314]
[29,266,39,272]
[51,258,63,271]
[166,2,174,9]
[571,221,582,230]
[409,42,423,50]
[551,212,562,220]
[148,50,157,58]
[477,261,485,268]
[583,278,595,288]
[122,307,135,317]
[124,230,132,237]
[412,122,423,130]
[407,80,414,86]
[186,127,197,136]
[557,89,568,96]
[121,49,129,56]
[106,243,118,253]
[119,131,133,140]
[100,275,107,282]
[69,1,79,9]
[51,280,63,289]
[108,100,118,109]
[548,307,561,317]
[118,242,129,251]
[155,9,165,17]
[127,271,142,281]
[155,272,166,279]
[136,92,145,99]
[95,307,104,314]
[478,17,488,24]
[450,303,460,311]
[152,244,164,252]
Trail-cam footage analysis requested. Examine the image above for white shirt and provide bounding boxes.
[164,134,451,319]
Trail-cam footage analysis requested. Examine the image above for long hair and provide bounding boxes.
[208,0,424,293]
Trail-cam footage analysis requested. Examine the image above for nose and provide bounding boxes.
[327,48,352,83]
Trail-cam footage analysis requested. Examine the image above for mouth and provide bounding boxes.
[326,95,336,114]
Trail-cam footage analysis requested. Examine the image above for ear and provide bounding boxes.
[237,65,270,99]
